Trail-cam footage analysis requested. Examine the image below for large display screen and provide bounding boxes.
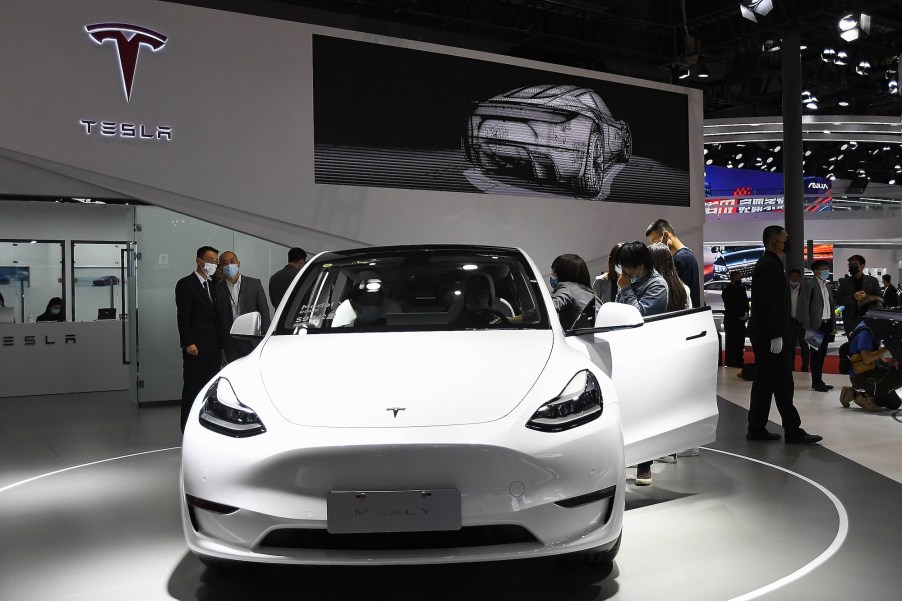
[703,243,834,282]
[704,166,832,215]
[313,35,690,206]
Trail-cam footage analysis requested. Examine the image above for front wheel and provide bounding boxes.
[574,129,603,198]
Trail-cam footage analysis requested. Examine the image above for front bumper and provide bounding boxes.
[181,404,625,565]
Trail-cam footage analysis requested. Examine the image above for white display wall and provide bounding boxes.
[0,0,705,286]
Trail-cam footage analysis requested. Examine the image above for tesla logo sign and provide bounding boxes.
[386,407,406,418]
[85,23,167,102]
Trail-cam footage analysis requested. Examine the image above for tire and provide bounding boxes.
[575,129,603,198]
[617,126,632,163]
[561,530,622,566]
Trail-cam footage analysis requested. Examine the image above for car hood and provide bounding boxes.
[258,330,554,427]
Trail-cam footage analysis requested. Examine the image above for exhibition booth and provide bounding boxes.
[2,2,902,601]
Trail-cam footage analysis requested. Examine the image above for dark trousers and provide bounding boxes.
[810,319,833,385]
[850,367,902,409]
[791,321,809,371]
[749,336,802,435]
[181,349,222,432]
[723,319,746,367]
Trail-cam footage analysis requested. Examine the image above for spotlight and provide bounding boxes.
[834,51,848,66]
[856,61,871,76]
[891,179,897,185]
[820,48,836,63]
[737,163,745,168]
[706,159,713,165]
[804,150,812,156]
[773,145,781,152]
[890,80,899,95]
[678,66,691,79]
[697,65,710,79]
[849,141,858,149]
[806,97,819,110]
[838,100,850,107]
[736,153,743,159]
[704,148,709,155]
[740,0,773,23]
[839,13,870,42]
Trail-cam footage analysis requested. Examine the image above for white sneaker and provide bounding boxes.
[676,447,700,457]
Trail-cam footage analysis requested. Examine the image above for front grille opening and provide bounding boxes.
[259,525,538,551]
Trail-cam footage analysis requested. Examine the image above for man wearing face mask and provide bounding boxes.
[746,226,822,445]
[175,246,223,433]
[787,269,810,373]
[799,260,836,392]
[216,251,271,363]
[881,274,897,308]
[837,254,881,334]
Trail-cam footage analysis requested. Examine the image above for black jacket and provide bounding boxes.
[883,285,898,308]
[175,272,221,356]
[747,251,790,342]
[268,264,300,309]
[836,273,881,332]
[721,282,749,322]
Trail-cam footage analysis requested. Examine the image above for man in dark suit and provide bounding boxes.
[882,274,898,308]
[175,245,223,433]
[268,247,307,309]
[722,270,749,368]
[217,250,272,362]
[799,259,836,392]
[836,254,881,334]
[746,226,821,445]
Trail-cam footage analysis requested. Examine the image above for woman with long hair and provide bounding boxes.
[649,242,689,311]
[593,243,621,304]
[548,253,597,329]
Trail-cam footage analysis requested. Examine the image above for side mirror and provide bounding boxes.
[230,311,262,339]
[595,302,643,329]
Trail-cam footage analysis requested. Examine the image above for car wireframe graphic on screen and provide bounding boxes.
[462,85,632,198]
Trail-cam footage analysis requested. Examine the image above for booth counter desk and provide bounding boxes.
[0,321,129,397]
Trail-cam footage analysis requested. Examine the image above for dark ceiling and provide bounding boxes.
[171,0,902,118]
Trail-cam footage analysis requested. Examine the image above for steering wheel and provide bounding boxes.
[458,307,510,326]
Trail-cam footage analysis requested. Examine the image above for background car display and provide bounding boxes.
[463,85,632,199]
[181,245,718,569]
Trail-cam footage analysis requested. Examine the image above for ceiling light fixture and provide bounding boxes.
[678,67,691,79]
[820,48,836,63]
[697,65,710,79]
[890,80,899,95]
[739,0,773,23]
[856,60,871,76]
[834,51,848,66]
[839,13,870,42]
[838,100,850,107]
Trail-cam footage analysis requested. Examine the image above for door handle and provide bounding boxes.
[686,330,706,340]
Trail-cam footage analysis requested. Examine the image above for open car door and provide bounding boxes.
[569,303,719,466]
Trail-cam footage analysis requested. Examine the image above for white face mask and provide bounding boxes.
[203,262,217,277]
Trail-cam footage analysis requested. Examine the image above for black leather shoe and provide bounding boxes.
[812,382,830,392]
[747,429,781,441]
[785,429,823,445]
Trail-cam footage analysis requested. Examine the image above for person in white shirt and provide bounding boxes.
[799,260,836,392]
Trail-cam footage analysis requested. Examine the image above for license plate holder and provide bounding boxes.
[327,489,461,534]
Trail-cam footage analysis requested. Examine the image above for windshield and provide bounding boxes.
[274,247,550,334]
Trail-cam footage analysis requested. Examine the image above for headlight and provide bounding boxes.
[526,370,602,432]
[199,378,266,437]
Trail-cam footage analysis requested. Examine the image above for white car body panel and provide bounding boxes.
[183,245,718,566]
[258,330,554,427]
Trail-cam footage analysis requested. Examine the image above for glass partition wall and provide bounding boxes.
[0,240,64,322]
[134,206,290,404]
[71,242,130,322]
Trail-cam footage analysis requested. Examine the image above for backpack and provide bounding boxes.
[838,326,873,374]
